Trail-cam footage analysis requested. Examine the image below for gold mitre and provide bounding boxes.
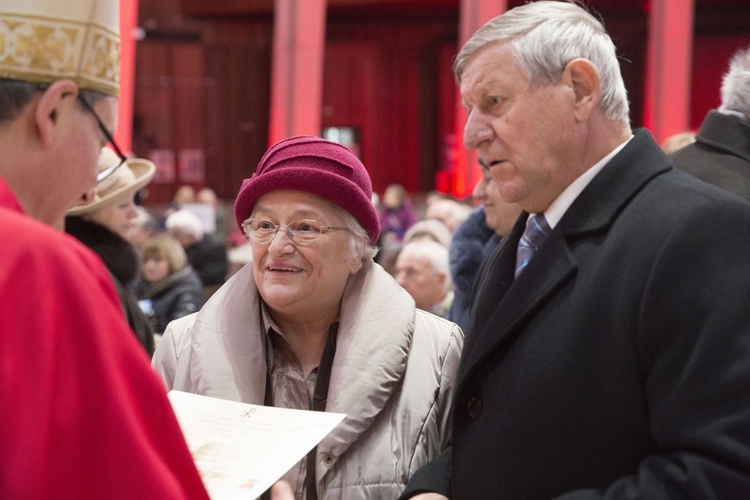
[0,0,119,96]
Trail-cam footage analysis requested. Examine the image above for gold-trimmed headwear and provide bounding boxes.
[0,0,119,96]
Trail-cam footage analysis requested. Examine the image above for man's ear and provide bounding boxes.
[563,58,601,123]
[33,79,79,148]
[436,270,448,289]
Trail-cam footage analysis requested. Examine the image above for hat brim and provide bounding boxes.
[68,158,156,216]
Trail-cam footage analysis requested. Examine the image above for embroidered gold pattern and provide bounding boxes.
[0,14,119,95]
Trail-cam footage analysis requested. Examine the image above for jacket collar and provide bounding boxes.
[144,265,196,298]
[458,128,671,386]
[64,216,140,286]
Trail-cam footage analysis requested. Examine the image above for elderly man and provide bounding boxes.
[395,239,454,318]
[0,1,208,497]
[402,1,750,499]
[447,161,522,331]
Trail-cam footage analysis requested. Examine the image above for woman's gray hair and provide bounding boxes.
[332,204,379,263]
[719,45,750,123]
[454,1,630,126]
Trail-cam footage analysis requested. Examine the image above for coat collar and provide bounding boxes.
[458,129,671,386]
[696,110,750,164]
[185,258,417,460]
[64,216,140,286]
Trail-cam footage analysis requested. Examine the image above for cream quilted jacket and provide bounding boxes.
[153,259,463,499]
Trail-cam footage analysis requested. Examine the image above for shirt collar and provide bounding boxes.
[538,135,633,229]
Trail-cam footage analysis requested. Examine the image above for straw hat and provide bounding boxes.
[68,148,155,216]
[0,0,120,96]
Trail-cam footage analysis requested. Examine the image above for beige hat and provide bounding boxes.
[68,147,155,216]
[0,0,120,96]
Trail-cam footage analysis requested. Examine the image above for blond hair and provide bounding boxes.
[141,235,188,274]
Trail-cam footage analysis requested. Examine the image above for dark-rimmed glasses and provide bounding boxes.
[77,95,128,183]
[242,218,351,246]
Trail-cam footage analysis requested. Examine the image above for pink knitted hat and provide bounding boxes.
[234,136,380,244]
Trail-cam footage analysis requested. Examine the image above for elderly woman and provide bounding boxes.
[152,136,463,499]
[66,147,156,355]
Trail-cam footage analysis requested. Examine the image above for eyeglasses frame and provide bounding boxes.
[242,218,351,246]
[77,95,128,183]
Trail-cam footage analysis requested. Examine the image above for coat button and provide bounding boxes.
[322,453,336,465]
[467,397,482,418]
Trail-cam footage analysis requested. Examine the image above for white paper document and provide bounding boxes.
[168,390,346,499]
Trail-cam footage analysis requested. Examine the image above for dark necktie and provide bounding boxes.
[515,214,551,278]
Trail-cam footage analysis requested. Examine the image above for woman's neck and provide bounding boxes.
[271,311,337,377]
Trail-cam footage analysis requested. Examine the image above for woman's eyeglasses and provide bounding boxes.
[242,218,351,246]
[77,95,128,183]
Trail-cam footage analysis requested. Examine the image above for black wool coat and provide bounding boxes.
[403,129,750,499]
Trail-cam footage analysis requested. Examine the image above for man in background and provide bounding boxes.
[447,161,522,331]
[0,0,208,496]
[424,197,471,233]
[672,44,750,201]
[395,240,454,318]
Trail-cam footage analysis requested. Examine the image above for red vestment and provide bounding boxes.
[0,178,209,499]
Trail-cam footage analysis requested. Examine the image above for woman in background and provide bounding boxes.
[66,148,156,355]
[138,235,204,334]
[378,183,417,243]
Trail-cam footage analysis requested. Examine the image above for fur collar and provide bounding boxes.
[65,216,140,287]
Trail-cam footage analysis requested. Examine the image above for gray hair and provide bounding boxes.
[400,239,452,292]
[403,218,453,248]
[454,1,630,125]
[165,209,205,240]
[332,204,379,263]
[719,45,750,122]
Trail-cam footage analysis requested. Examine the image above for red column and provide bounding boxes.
[452,0,507,199]
[268,0,327,146]
[116,0,138,154]
[644,0,694,145]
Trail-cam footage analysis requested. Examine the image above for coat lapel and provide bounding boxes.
[457,129,673,389]
[458,220,576,383]
[189,264,268,404]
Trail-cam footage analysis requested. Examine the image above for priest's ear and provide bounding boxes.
[33,79,79,148]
